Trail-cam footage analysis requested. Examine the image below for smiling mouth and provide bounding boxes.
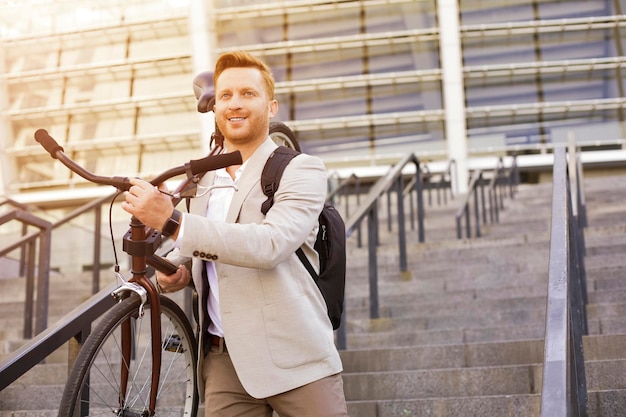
[229,117,245,122]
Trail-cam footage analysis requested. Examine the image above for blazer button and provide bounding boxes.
[199,252,206,259]
[211,254,218,261]
[193,250,200,257]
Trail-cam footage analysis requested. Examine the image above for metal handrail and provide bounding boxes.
[540,146,588,417]
[420,162,453,207]
[487,157,508,224]
[0,199,32,278]
[455,156,518,239]
[0,282,117,391]
[0,209,52,338]
[336,152,425,349]
[455,169,485,239]
[0,191,122,392]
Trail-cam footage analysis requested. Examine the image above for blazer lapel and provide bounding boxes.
[225,138,278,223]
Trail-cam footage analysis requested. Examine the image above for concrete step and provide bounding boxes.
[343,334,626,373]
[347,394,540,417]
[341,339,544,373]
[345,283,548,310]
[346,323,546,349]
[0,411,56,417]
[588,389,626,417]
[342,339,626,416]
[343,364,542,400]
[347,301,547,331]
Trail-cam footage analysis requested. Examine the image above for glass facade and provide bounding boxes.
[0,0,625,200]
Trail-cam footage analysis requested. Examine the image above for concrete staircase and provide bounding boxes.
[2,174,626,416]
[338,175,626,416]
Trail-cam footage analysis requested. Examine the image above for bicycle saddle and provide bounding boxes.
[192,71,215,113]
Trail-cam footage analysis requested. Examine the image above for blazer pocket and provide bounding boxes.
[263,295,332,369]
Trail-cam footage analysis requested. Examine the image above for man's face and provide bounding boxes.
[213,67,278,147]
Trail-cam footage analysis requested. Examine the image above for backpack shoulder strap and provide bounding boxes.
[261,146,318,280]
[261,146,300,215]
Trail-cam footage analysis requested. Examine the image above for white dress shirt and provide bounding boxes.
[176,161,246,337]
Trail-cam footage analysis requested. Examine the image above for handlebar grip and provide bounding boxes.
[34,129,64,159]
[147,255,179,276]
[189,151,243,175]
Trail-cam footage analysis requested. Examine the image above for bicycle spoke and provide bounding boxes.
[58,295,198,417]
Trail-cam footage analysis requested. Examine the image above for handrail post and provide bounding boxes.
[68,324,91,373]
[480,176,487,226]
[368,205,379,319]
[408,180,416,231]
[488,188,495,224]
[356,179,363,248]
[34,226,52,335]
[396,176,409,279]
[416,164,425,243]
[386,189,392,232]
[20,222,28,277]
[474,185,481,238]
[23,239,36,339]
[495,181,501,222]
[92,205,102,294]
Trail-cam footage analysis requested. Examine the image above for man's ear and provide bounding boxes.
[268,99,278,118]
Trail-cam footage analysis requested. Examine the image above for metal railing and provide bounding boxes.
[336,152,429,349]
[0,282,117,391]
[540,146,588,417]
[422,159,456,207]
[455,156,519,239]
[0,193,120,390]
[0,200,52,338]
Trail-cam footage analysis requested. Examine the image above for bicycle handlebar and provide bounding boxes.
[34,128,243,277]
[34,129,242,191]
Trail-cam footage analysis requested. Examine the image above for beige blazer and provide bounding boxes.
[168,137,342,399]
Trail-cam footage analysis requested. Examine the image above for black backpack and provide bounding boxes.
[261,146,346,330]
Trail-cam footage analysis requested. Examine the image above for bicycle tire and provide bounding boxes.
[270,121,300,151]
[57,294,198,417]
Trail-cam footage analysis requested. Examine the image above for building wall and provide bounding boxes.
[0,0,625,201]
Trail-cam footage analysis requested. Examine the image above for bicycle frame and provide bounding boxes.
[35,129,241,415]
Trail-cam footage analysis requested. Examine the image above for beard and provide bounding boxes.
[217,115,270,145]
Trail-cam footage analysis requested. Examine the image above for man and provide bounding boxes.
[121,50,347,417]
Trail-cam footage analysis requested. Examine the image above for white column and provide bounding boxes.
[0,44,14,196]
[188,0,219,155]
[437,0,469,194]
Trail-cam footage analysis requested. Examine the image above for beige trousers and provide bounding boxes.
[202,347,348,417]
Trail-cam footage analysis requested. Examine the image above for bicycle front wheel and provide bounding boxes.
[58,294,198,417]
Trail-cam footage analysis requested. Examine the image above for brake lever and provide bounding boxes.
[160,184,238,199]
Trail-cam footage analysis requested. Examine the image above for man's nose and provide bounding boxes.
[228,94,242,109]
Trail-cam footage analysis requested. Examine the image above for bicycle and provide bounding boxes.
[36,70,300,417]
[34,127,241,416]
